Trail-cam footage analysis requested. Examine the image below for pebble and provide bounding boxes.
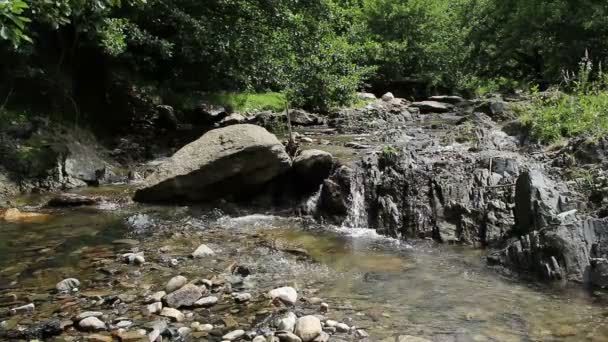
[234,292,252,303]
[222,329,245,341]
[75,311,103,321]
[145,291,166,303]
[9,303,34,316]
[276,331,303,342]
[274,311,297,332]
[122,252,145,265]
[115,320,132,329]
[192,244,215,258]
[142,302,163,315]
[356,329,369,338]
[195,295,219,307]
[160,307,184,322]
[295,315,322,342]
[117,330,147,341]
[320,303,329,313]
[178,327,192,337]
[191,322,213,332]
[269,286,298,305]
[164,283,202,308]
[79,317,107,331]
[253,336,267,342]
[56,278,80,293]
[165,275,188,293]
[335,323,349,333]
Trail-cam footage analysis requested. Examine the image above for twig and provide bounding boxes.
[0,87,14,112]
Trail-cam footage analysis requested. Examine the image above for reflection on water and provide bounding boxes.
[1,200,608,341]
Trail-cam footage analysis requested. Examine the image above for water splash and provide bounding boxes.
[343,167,368,228]
[304,185,323,215]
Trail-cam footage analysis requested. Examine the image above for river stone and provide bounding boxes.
[253,336,267,342]
[164,283,202,308]
[269,286,298,305]
[312,331,329,342]
[142,302,162,315]
[192,244,215,258]
[411,101,453,113]
[79,317,106,331]
[87,334,113,342]
[293,150,334,191]
[145,291,166,303]
[222,329,245,341]
[220,113,247,126]
[133,124,291,203]
[76,311,103,321]
[294,315,322,342]
[289,109,324,126]
[276,331,303,342]
[166,275,188,293]
[234,292,252,303]
[381,92,395,101]
[160,308,184,322]
[335,323,349,332]
[56,278,80,292]
[195,296,218,307]
[273,311,297,332]
[9,303,35,316]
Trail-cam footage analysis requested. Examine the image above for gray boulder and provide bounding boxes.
[428,95,464,104]
[289,110,324,126]
[293,150,334,191]
[164,283,203,308]
[133,124,292,203]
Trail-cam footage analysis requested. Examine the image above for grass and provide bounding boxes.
[517,89,608,143]
[165,91,287,113]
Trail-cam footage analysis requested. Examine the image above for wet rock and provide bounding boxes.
[220,113,248,126]
[223,329,246,341]
[191,322,214,332]
[474,99,511,120]
[234,292,252,303]
[192,244,215,258]
[147,320,168,342]
[178,327,192,337]
[293,150,334,192]
[253,336,268,342]
[47,194,99,207]
[289,109,324,126]
[9,303,34,316]
[79,317,107,331]
[2,208,50,223]
[345,142,371,149]
[166,275,188,293]
[192,104,228,125]
[195,296,219,307]
[411,101,453,113]
[269,287,298,306]
[115,320,132,329]
[142,302,163,315]
[164,283,202,308]
[320,303,329,313]
[156,104,178,130]
[295,315,322,342]
[56,278,80,293]
[122,252,145,265]
[318,166,352,219]
[381,92,395,102]
[276,331,303,342]
[273,311,297,332]
[133,124,292,203]
[428,95,464,104]
[160,307,184,322]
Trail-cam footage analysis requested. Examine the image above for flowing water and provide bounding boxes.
[2,186,608,341]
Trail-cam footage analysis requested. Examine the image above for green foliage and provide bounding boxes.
[203,92,286,113]
[0,0,31,47]
[518,55,608,142]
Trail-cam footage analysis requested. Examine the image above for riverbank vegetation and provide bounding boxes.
[1,0,608,140]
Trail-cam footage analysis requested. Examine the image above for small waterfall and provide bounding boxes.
[343,167,368,228]
[304,185,323,215]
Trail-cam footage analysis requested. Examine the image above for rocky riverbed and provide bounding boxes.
[3,92,608,341]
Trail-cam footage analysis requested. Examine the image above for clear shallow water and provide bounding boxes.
[1,196,608,341]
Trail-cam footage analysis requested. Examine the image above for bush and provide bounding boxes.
[518,55,608,142]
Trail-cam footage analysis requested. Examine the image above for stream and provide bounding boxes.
[2,185,608,341]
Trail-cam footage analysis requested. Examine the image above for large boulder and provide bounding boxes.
[133,124,291,203]
[293,149,334,192]
[289,110,324,126]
